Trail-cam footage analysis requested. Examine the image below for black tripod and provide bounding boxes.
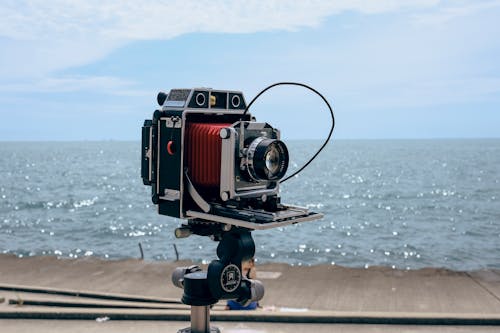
[172,229,264,333]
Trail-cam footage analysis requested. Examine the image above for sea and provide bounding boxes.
[0,139,499,271]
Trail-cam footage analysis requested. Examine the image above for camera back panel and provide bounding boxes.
[157,110,184,217]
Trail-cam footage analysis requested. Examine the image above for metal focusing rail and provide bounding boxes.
[186,204,323,231]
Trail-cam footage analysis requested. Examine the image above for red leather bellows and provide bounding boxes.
[185,123,231,188]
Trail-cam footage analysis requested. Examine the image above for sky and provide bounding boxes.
[0,0,499,141]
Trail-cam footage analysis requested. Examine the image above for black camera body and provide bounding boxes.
[142,88,321,233]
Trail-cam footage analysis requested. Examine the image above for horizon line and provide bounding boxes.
[1,137,500,143]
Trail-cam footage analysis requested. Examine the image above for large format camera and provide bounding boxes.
[141,86,332,333]
[141,87,322,236]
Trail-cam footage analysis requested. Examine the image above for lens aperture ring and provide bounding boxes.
[246,137,289,181]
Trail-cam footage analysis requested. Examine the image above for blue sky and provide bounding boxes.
[0,1,499,140]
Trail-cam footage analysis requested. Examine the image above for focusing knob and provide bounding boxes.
[237,278,265,307]
[219,128,231,139]
[171,265,202,288]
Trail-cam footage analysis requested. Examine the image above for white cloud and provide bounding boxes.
[0,75,127,92]
[0,75,152,97]
[2,0,497,103]
[0,0,441,80]
[0,1,440,41]
[0,38,124,79]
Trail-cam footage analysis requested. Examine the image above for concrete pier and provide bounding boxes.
[1,254,499,332]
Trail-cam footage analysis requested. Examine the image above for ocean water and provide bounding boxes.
[0,139,499,271]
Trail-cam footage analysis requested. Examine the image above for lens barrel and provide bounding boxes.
[246,137,289,181]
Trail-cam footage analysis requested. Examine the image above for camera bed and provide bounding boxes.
[186,204,323,230]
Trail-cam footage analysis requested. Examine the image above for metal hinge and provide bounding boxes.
[161,189,180,201]
[166,116,182,128]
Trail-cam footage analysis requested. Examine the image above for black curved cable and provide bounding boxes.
[243,82,335,183]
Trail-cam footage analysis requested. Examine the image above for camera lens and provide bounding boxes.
[265,146,281,174]
[246,138,289,181]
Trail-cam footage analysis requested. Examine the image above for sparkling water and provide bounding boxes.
[0,139,499,270]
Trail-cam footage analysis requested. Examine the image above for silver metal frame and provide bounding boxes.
[220,121,281,201]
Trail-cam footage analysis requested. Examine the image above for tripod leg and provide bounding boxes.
[191,306,209,333]
[178,305,220,333]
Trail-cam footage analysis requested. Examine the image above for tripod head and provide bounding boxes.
[172,228,264,309]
